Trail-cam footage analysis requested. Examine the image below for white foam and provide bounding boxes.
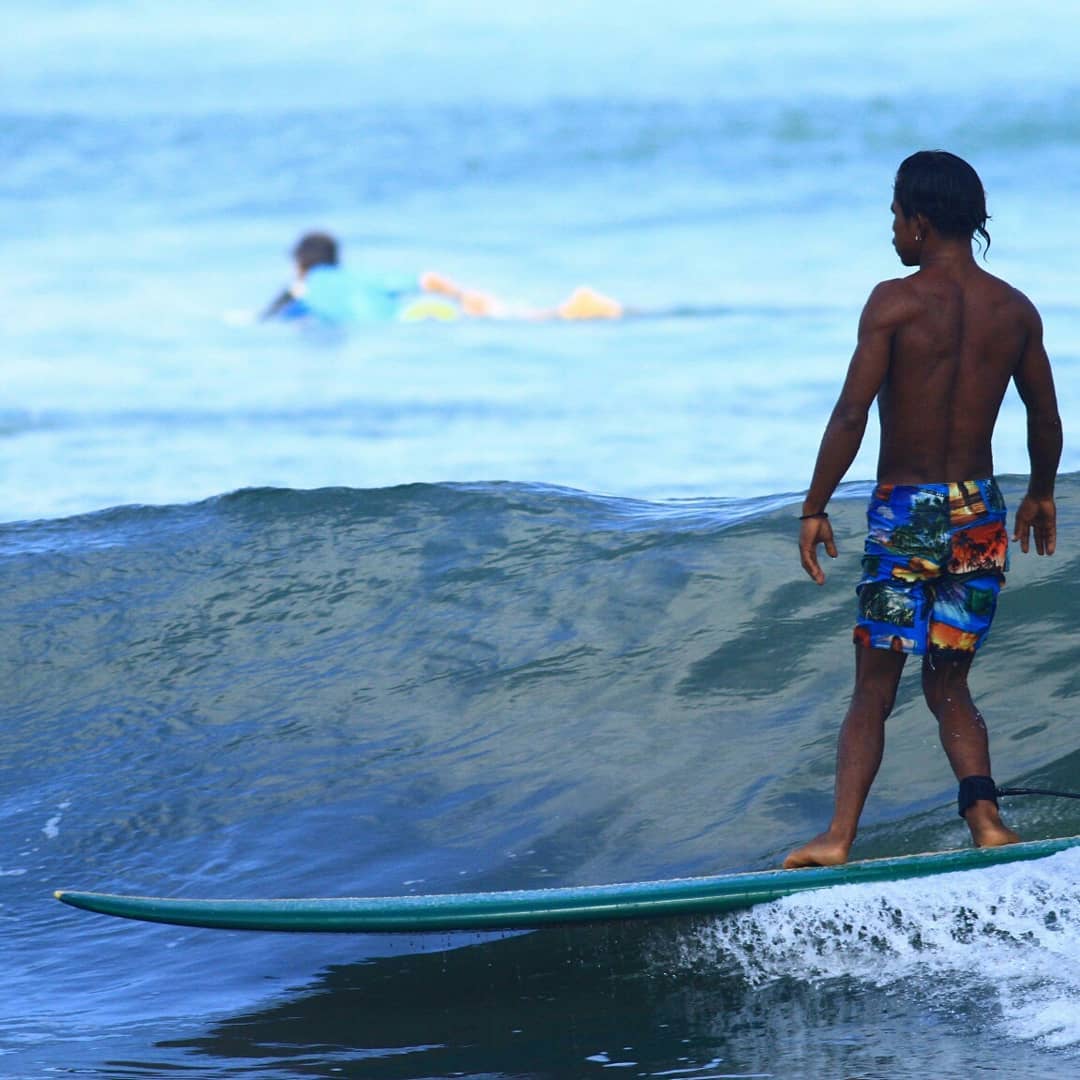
[42,800,71,840]
[673,848,1080,1049]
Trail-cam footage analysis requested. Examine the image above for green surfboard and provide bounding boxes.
[54,834,1080,933]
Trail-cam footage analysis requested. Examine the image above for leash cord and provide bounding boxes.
[997,786,1080,801]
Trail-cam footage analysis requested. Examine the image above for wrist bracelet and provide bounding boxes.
[799,511,829,520]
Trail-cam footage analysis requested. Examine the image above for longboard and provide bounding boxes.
[54,835,1080,933]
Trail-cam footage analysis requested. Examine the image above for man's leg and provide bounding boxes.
[921,651,1019,848]
[783,645,907,868]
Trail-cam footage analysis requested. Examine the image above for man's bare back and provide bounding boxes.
[783,151,1061,871]
[796,191,1059,586]
[868,248,1053,488]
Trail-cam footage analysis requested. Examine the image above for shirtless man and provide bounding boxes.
[783,150,1062,870]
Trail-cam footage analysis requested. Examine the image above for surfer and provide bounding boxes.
[261,231,623,324]
[784,150,1062,869]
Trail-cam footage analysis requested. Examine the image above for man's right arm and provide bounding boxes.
[799,280,907,583]
[1012,300,1062,555]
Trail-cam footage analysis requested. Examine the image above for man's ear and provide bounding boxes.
[913,212,932,238]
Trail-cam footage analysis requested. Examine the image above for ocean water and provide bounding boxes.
[4,2,1080,1076]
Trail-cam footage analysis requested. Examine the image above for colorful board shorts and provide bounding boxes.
[854,478,1009,656]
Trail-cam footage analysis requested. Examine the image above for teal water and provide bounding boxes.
[6,480,1080,1075]
[4,2,1080,1076]
[6,4,1080,520]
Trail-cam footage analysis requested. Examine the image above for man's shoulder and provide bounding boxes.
[860,276,923,328]
[1000,278,1040,317]
[868,270,1039,321]
[866,276,917,302]
[973,268,1043,327]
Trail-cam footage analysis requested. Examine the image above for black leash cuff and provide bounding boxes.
[958,775,999,818]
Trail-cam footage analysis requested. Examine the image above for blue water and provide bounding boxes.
[4,2,1080,1076]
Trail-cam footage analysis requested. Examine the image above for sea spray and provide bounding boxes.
[668,847,1080,1048]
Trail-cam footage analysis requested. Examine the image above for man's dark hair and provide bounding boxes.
[292,231,339,271]
[894,151,991,254]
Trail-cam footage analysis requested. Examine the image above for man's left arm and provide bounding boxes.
[1012,299,1062,555]
[419,271,503,316]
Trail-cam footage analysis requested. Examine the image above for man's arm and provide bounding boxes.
[800,282,904,584]
[419,271,503,316]
[1012,302,1062,555]
[260,287,297,321]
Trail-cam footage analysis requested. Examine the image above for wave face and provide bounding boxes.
[6,477,1080,1073]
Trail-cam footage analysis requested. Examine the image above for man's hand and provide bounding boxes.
[1013,494,1057,555]
[800,516,838,585]
[459,289,501,317]
[419,271,503,318]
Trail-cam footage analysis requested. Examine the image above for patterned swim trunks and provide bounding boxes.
[854,478,1009,656]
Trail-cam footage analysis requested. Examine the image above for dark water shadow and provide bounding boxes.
[157,912,1059,1079]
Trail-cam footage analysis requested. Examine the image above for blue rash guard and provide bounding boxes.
[280,266,460,323]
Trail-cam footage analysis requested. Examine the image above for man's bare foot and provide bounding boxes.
[782,830,853,869]
[556,285,624,320]
[963,802,1020,848]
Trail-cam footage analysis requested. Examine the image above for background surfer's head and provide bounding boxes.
[893,151,991,254]
[292,232,339,274]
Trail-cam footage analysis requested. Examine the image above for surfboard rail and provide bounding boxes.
[54,834,1080,933]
